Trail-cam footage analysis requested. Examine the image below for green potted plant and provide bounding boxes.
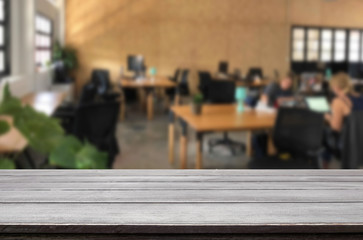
[191,93,204,115]
[52,41,79,83]
[0,84,108,169]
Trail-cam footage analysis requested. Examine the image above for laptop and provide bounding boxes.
[305,97,331,113]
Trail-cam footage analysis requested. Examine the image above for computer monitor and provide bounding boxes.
[127,55,146,79]
[218,61,229,74]
[305,96,331,113]
[247,68,263,79]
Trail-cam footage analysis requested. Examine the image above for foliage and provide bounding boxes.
[0,158,15,169]
[53,41,79,72]
[0,84,108,169]
[0,120,10,135]
[193,93,204,104]
[49,136,108,169]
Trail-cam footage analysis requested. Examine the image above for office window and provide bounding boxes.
[35,14,52,68]
[0,0,9,76]
[292,28,305,62]
[320,29,332,62]
[349,30,360,62]
[334,30,346,62]
[307,29,319,62]
[291,26,363,64]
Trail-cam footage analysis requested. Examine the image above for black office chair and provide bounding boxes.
[218,61,229,75]
[246,67,264,81]
[207,80,246,155]
[249,108,324,169]
[178,69,190,96]
[91,69,121,101]
[166,69,181,101]
[53,62,73,84]
[53,82,98,133]
[198,71,212,101]
[73,101,121,169]
[341,97,363,169]
[169,69,181,82]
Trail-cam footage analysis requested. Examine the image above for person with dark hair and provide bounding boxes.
[260,73,295,107]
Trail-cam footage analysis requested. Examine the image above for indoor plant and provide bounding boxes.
[52,41,79,82]
[0,84,108,169]
[191,93,203,115]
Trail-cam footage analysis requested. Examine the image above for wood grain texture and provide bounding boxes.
[171,104,276,132]
[0,170,363,239]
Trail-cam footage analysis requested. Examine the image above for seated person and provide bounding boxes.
[260,74,294,107]
[322,73,363,168]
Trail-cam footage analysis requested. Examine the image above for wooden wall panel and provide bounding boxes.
[66,0,363,95]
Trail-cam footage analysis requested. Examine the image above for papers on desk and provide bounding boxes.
[255,101,276,114]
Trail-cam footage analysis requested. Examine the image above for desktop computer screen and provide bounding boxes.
[305,96,331,113]
[127,55,146,79]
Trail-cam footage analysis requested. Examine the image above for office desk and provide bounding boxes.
[1,170,363,239]
[120,76,177,120]
[236,80,268,88]
[169,105,276,169]
[0,92,67,154]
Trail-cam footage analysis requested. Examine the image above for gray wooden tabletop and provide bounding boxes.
[1,170,363,239]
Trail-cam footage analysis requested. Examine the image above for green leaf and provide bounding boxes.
[0,158,16,169]
[75,142,108,169]
[49,136,83,169]
[0,120,10,136]
[0,83,108,169]
[13,106,64,154]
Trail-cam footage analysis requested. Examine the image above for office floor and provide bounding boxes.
[113,111,251,170]
[113,108,340,170]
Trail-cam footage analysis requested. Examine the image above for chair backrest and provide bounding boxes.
[350,95,363,111]
[273,108,324,156]
[208,80,236,104]
[178,69,190,96]
[78,82,97,105]
[218,61,229,74]
[247,67,264,79]
[198,71,212,88]
[172,69,181,82]
[342,111,363,169]
[180,69,189,84]
[73,101,120,143]
[91,69,111,95]
[198,71,212,100]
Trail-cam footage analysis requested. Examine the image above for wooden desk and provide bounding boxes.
[236,80,268,88]
[1,170,363,239]
[22,92,67,116]
[0,92,67,154]
[169,105,276,169]
[120,76,177,120]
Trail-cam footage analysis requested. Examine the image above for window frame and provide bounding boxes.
[291,26,363,63]
[35,12,53,68]
[0,0,11,77]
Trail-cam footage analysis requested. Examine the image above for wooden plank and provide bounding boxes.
[1,203,363,226]
[1,175,363,183]
[2,234,363,240]
[1,189,363,203]
[1,170,363,237]
[1,170,362,176]
[1,181,363,190]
